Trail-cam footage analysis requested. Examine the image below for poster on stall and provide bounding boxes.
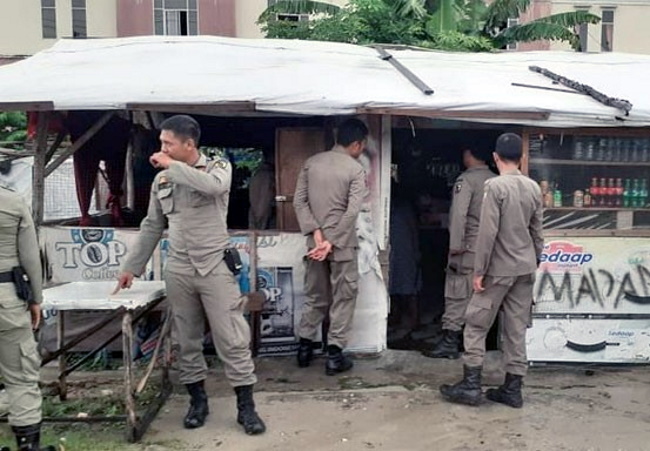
[527,318,650,363]
[256,233,309,356]
[42,226,154,284]
[534,238,650,315]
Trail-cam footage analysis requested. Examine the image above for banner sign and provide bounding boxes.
[527,318,650,363]
[535,238,650,315]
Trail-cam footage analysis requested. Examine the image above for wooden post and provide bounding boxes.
[57,311,67,401]
[122,312,137,442]
[248,232,261,357]
[33,111,51,226]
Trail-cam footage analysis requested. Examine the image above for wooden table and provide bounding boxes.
[40,281,172,442]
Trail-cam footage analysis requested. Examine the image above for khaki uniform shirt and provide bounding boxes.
[293,145,367,260]
[0,185,43,304]
[474,169,544,277]
[123,154,232,277]
[448,166,495,253]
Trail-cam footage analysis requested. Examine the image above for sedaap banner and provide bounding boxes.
[534,238,650,315]
[527,318,650,363]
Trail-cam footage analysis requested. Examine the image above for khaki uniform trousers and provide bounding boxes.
[298,257,359,349]
[0,284,42,427]
[166,259,256,387]
[442,252,475,332]
[463,274,535,376]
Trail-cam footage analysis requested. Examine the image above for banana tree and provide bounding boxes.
[482,0,601,50]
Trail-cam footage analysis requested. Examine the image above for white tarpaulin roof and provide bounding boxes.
[1,35,650,127]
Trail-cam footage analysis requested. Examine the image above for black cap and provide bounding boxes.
[495,133,523,162]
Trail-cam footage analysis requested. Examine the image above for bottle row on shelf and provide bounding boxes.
[540,178,649,209]
[571,137,650,163]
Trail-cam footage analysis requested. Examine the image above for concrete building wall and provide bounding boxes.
[0,0,117,57]
[550,0,650,54]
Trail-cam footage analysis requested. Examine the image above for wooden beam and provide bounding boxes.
[33,111,51,226]
[126,102,256,115]
[44,130,67,165]
[357,108,550,121]
[0,147,34,157]
[0,101,54,112]
[44,111,115,177]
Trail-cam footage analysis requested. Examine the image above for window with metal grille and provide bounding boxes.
[72,0,87,38]
[41,0,57,39]
[601,9,614,52]
[154,0,198,36]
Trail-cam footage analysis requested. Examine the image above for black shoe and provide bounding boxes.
[440,365,483,406]
[422,329,462,359]
[12,422,57,451]
[235,385,266,435]
[325,345,353,376]
[183,380,210,429]
[486,373,524,408]
[297,338,314,368]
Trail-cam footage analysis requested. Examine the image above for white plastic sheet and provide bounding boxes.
[42,280,165,310]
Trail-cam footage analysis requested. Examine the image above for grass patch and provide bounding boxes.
[1,423,186,450]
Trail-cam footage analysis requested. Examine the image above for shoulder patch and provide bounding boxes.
[216,159,228,169]
[455,181,463,194]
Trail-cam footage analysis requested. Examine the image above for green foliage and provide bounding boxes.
[0,111,27,148]
[495,11,601,50]
[258,0,599,52]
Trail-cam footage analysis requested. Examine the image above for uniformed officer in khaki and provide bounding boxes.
[293,118,368,376]
[440,133,543,408]
[423,145,494,359]
[116,115,265,435]
[0,183,56,451]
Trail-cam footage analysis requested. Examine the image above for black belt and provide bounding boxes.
[0,271,12,284]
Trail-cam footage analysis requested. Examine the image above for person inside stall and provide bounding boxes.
[388,176,421,332]
[248,148,275,230]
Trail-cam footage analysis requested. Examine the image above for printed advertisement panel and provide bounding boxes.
[256,233,310,356]
[527,318,650,363]
[535,238,650,315]
[43,226,153,284]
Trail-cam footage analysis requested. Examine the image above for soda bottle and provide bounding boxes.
[630,179,641,208]
[553,189,562,208]
[623,178,631,208]
[641,179,648,208]
[590,177,600,206]
[606,178,615,207]
[615,178,623,207]
[595,138,605,161]
[599,178,607,207]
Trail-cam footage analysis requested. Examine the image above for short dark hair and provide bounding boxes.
[160,115,201,147]
[495,133,523,162]
[336,118,369,147]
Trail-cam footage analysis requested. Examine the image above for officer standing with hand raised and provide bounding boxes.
[439,133,543,408]
[115,115,265,435]
[0,183,56,451]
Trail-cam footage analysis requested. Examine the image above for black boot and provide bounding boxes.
[486,373,523,408]
[11,423,56,451]
[297,337,314,368]
[439,365,483,406]
[325,345,353,376]
[183,380,209,429]
[235,385,266,435]
[422,329,462,359]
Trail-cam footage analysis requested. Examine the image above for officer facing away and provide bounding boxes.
[440,133,543,408]
[115,115,265,435]
[293,118,368,376]
[423,142,495,359]
[0,183,56,451]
